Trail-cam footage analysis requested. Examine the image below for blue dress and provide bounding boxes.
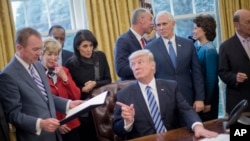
[195,41,219,121]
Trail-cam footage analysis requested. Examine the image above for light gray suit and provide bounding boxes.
[0,57,68,141]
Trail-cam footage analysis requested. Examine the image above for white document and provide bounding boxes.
[66,91,108,118]
[199,134,229,141]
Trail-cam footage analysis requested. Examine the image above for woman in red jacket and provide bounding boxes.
[40,37,81,141]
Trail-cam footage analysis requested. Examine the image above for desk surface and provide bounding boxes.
[129,119,228,141]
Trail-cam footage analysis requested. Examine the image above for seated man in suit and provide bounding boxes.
[48,25,73,66]
[113,49,218,140]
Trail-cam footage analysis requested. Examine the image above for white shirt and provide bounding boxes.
[130,28,145,48]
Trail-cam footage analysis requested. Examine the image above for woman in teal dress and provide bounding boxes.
[192,14,219,121]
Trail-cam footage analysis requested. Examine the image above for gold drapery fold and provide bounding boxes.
[0,1,15,70]
[218,0,250,42]
[85,0,140,81]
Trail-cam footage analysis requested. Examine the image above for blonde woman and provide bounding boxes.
[40,37,81,141]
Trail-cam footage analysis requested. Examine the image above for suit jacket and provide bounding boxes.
[62,49,73,66]
[145,36,204,106]
[114,29,147,80]
[113,79,201,140]
[218,34,250,113]
[0,57,69,141]
[0,102,10,141]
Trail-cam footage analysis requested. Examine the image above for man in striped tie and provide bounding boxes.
[0,27,83,141]
[113,49,218,140]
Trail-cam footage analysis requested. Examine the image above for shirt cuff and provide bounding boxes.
[191,121,203,131]
[36,118,42,135]
[65,100,71,114]
[124,118,134,132]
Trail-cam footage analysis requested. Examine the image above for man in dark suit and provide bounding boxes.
[219,9,250,114]
[0,27,82,141]
[48,25,73,66]
[114,8,154,80]
[113,49,218,140]
[145,11,205,115]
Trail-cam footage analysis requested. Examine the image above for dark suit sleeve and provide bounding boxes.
[190,43,205,101]
[173,82,202,129]
[113,90,127,138]
[218,41,237,87]
[114,37,134,79]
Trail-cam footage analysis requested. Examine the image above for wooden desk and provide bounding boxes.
[129,119,228,141]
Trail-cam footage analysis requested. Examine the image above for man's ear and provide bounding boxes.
[16,44,22,51]
[233,22,239,29]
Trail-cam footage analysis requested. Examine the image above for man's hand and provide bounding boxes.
[116,102,135,125]
[236,72,248,83]
[40,118,60,132]
[193,100,204,112]
[59,124,71,134]
[69,100,83,109]
[193,124,218,138]
[203,105,211,113]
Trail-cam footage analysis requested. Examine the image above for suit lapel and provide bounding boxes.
[155,81,167,116]
[234,35,250,60]
[13,59,41,95]
[133,82,156,127]
[175,36,183,70]
[128,30,142,50]
[14,59,48,104]
[157,38,175,70]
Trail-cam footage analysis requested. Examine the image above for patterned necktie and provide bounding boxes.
[146,86,166,133]
[168,41,176,68]
[141,37,146,48]
[29,65,48,101]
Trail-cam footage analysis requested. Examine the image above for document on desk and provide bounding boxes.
[60,91,108,125]
[199,134,229,141]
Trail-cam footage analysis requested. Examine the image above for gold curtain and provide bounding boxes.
[0,1,16,139]
[218,0,250,42]
[0,0,15,70]
[85,0,140,81]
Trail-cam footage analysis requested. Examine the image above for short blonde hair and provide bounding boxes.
[42,37,61,55]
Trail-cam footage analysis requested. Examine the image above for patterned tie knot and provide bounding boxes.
[168,40,172,45]
[29,65,48,101]
[141,37,146,48]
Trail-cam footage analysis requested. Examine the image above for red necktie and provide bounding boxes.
[141,37,146,48]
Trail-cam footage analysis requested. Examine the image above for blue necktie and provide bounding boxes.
[168,41,176,68]
[146,86,165,133]
[29,65,48,101]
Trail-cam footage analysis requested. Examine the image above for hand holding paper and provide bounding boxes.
[60,91,108,125]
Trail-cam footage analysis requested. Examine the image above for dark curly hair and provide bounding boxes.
[193,14,216,41]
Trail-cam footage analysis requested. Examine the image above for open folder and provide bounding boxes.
[60,91,108,125]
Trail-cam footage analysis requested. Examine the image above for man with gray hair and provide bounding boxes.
[113,49,218,140]
[114,8,154,80]
[145,11,205,126]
